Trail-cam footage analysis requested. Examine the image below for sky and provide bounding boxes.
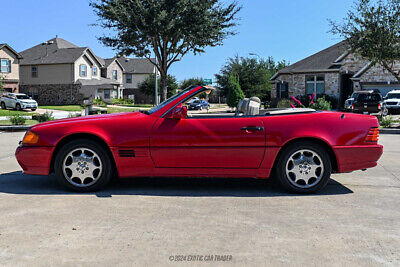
[2,0,354,82]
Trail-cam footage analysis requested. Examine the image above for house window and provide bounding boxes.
[31,66,38,78]
[80,64,87,77]
[126,74,132,83]
[93,66,98,76]
[113,70,118,80]
[276,82,289,98]
[1,59,11,73]
[306,75,325,96]
[104,89,110,99]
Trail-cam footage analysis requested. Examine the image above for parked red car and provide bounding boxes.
[15,86,383,193]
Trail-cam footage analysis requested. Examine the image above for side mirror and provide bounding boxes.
[165,106,187,120]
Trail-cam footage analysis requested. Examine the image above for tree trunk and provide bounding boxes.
[382,61,400,82]
[160,73,168,101]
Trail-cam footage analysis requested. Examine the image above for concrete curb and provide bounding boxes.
[0,125,30,131]
[380,128,400,134]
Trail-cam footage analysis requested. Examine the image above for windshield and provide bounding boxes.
[147,86,198,114]
[386,93,400,99]
[16,95,30,100]
[357,94,382,102]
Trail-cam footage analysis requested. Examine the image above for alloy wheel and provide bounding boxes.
[285,149,324,189]
[62,148,103,187]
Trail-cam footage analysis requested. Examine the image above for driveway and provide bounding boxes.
[0,132,399,266]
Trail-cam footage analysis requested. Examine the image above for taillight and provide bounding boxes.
[365,128,379,143]
[351,104,354,109]
[378,103,382,110]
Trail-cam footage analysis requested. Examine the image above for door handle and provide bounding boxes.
[241,126,264,131]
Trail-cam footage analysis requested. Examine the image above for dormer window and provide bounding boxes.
[80,64,87,77]
[93,66,98,76]
[113,70,118,80]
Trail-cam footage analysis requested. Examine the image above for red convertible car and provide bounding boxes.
[15,86,383,193]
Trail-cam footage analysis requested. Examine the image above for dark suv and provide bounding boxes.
[351,90,386,115]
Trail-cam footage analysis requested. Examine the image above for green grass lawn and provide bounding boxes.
[40,105,83,112]
[0,110,36,116]
[117,104,154,108]
[106,107,140,113]
[0,120,39,126]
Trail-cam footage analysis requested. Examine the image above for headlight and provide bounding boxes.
[22,131,39,144]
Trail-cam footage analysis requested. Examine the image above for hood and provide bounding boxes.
[19,99,37,104]
[384,98,400,102]
[31,111,143,129]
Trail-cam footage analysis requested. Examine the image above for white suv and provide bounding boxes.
[384,90,400,114]
[1,93,38,111]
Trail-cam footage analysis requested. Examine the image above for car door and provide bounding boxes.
[150,116,266,169]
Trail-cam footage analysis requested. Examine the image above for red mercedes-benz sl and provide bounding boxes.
[15,86,383,193]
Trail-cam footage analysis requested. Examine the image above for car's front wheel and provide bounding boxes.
[15,104,22,111]
[54,139,113,192]
[275,141,331,193]
[31,108,37,111]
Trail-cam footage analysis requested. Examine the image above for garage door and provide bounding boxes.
[362,84,400,97]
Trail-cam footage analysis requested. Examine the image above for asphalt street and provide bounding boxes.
[0,131,399,266]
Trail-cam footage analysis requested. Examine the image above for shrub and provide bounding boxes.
[94,98,107,107]
[310,97,332,111]
[9,114,26,125]
[277,99,292,108]
[36,111,54,123]
[379,116,394,128]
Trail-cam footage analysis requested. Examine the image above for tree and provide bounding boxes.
[215,55,288,102]
[138,74,178,100]
[330,0,400,81]
[91,0,241,101]
[180,77,205,89]
[226,73,245,108]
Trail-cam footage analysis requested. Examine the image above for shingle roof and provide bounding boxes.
[19,37,102,66]
[272,41,349,80]
[0,43,23,59]
[116,56,155,74]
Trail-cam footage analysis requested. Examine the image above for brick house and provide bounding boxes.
[0,44,23,93]
[270,41,400,108]
[19,37,124,105]
[115,56,156,104]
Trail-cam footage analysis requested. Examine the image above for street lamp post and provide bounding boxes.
[154,56,158,105]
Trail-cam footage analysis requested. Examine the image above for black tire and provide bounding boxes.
[275,141,332,194]
[1,102,5,110]
[31,108,37,111]
[15,104,22,111]
[54,139,113,192]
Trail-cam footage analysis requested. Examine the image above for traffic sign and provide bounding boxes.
[203,79,212,86]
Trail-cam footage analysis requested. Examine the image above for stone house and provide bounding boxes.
[0,44,23,93]
[115,56,156,104]
[18,37,124,105]
[270,41,400,108]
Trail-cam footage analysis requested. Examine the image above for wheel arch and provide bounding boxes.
[271,137,339,174]
[49,133,117,175]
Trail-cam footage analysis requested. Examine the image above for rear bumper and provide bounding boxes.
[15,146,54,175]
[333,145,383,173]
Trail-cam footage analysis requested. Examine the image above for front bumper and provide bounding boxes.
[15,146,54,175]
[333,145,383,173]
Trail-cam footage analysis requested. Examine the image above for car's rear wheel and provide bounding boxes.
[15,104,22,111]
[54,139,113,192]
[31,108,37,111]
[1,102,5,110]
[275,141,331,193]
